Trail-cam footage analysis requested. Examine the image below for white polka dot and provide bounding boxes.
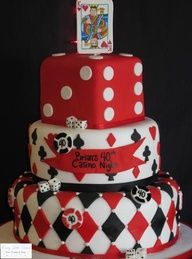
[61,86,72,100]
[52,53,66,57]
[80,66,92,80]
[104,107,115,121]
[134,102,143,115]
[43,103,53,117]
[103,66,114,81]
[103,87,114,102]
[89,55,103,60]
[134,62,143,76]
[134,82,143,95]
[119,53,133,57]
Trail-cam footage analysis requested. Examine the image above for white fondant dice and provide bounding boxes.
[38,181,50,193]
[48,178,61,192]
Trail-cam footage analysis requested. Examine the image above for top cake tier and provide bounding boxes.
[41,53,144,129]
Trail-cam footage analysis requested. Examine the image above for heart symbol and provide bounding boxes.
[82,5,88,11]
[149,126,156,140]
[101,41,108,48]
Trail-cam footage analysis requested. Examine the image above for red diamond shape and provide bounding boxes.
[107,133,116,147]
[132,166,140,178]
[77,211,98,242]
[128,211,149,241]
[102,193,124,209]
[167,201,176,231]
[33,209,50,239]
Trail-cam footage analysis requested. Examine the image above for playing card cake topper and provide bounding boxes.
[76,0,113,54]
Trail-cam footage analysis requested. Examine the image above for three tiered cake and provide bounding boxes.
[8,1,183,258]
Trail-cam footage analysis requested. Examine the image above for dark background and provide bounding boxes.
[1,0,192,225]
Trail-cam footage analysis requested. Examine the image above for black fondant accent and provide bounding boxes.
[20,205,32,234]
[15,228,19,237]
[48,167,58,178]
[38,146,47,160]
[53,211,73,241]
[158,183,173,198]
[131,129,141,143]
[38,240,46,248]
[73,134,85,149]
[24,172,159,193]
[169,232,174,242]
[102,212,125,242]
[54,133,72,154]
[133,243,141,250]
[81,246,94,254]
[106,173,117,181]
[31,128,37,145]
[151,207,166,237]
[78,192,100,208]
[37,190,53,206]
[14,181,33,197]
[152,159,158,175]
[143,145,151,162]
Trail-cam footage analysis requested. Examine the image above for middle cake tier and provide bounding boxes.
[29,117,160,186]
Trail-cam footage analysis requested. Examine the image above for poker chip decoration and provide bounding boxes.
[131,186,151,204]
[62,208,83,229]
[53,133,73,154]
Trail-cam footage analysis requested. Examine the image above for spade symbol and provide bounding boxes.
[31,128,37,145]
[131,129,141,143]
[38,146,47,160]
[73,134,85,149]
[152,159,157,175]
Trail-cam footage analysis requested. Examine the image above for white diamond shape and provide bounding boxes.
[172,218,178,236]
[159,222,171,244]
[65,197,84,212]
[42,196,62,223]
[114,197,137,224]
[28,225,40,245]
[139,199,158,222]
[139,226,157,248]
[65,230,85,253]
[115,228,135,253]
[160,191,172,216]
[26,192,39,220]
[89,198,111,226]
[17,188,24,213]
[18,221,26,239]
[89,230,111,254]
[43,229,61,250]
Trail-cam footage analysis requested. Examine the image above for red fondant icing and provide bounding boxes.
[23,185,37,203]
[148,186,161,205]
[149,126,156,140]
[128,211,149,240]
[32,163,37,174]
[43,137,145,175]
[33,209,51,239]
[40,54,144,129]
[167,201,176,231]
[56,191,76,208]
[102,193,124,209]
[132,166,140,178]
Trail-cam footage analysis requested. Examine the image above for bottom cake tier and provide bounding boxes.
[9,172,182,258]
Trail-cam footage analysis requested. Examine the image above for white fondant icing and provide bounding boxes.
[60,86,73,100]
[115,229,135,251]
[89,55,104,60]
[103,66,114,81]
[119,53,133,57]
[159,222,171,244]
[104,107,115,121]
[134,102,143,115]
[89,230,111,254]
[42,196,61,223]
[80,66,92,81]
[52,53,66,57]
[103,87,114,102]
[28,225,41,246]
[134,62,143,76]
[65,230,85,253]
[43,229,62,249]
[29,117,160,184]
[134,82,143,96]
[43,103,54,117]
[115,198,137,224]
[139,226,157,248]
[18,222,25,239]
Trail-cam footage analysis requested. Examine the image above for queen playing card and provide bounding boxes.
[76,0,113,54]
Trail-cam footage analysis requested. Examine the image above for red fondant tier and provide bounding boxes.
[40,53,144,129]
[10,172,182,257]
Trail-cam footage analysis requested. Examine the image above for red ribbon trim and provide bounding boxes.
[43,136,145,175]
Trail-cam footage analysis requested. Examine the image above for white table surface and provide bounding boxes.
[0,221,192,259]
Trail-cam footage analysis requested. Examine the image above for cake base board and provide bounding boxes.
[0,221,192,259]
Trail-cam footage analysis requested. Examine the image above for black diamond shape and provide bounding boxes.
[158,183,173,198]
[81,246,94,254]
[78,192,99,208]
[102,212,125,242]
[169,232,174,242]
[151,207,166,237]
[37,190,53,206]
[38,240,46,248]
[14,181,33,197]
[20,205,32,234]
[53,212,72,241]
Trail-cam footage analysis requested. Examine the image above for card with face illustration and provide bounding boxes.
[76,0,113,54]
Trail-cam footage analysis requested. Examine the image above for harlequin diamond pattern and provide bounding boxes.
[53,212,73,241]
[20,205,32,234]
[106,133,116,147]
[151,207,166,237]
